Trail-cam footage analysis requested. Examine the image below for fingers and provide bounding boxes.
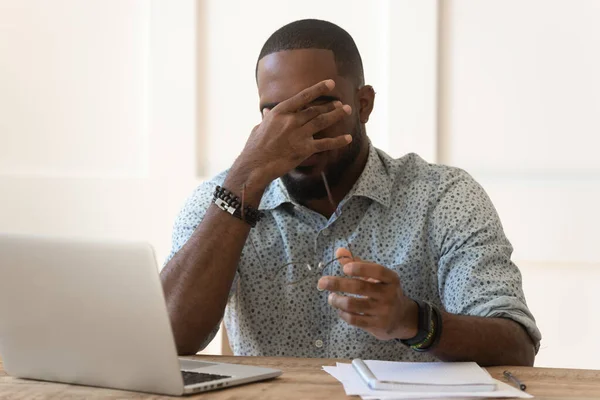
[301,104,352,136]
[335,248,359,265]
[328,293,377,316]
[336,310,374,330]
[276,79,335,112]
[343,262,400,285]
[335,249,378,282]
[317,276,384,299]
[312,135,352,153]
[296,101,340,125]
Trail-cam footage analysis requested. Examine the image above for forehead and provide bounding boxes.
[257,49,342,105]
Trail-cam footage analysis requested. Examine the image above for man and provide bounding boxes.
[160,19,541,366]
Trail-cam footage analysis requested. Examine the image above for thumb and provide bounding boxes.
[335,247,360,265]
[336,248,379,283]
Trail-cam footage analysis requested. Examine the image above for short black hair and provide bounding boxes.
[256,19,365,87]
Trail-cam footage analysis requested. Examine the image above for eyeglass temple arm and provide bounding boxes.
[321,171,355,260]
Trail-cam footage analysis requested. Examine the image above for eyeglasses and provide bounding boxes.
[242,171,355,287]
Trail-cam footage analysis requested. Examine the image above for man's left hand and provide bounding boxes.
[317,248,419,341]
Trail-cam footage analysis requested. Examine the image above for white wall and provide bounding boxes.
[202,0,438,176]
[0,0,220,353]
[0,0,147,178]
[0,0,201,261]
[439,0,600,369]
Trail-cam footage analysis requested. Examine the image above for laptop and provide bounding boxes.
[0,234,281,396]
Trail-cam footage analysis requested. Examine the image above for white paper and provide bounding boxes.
[362,360,495,385]
[322,363,533,399]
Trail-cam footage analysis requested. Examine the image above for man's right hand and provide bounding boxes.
[161,81,352,355]
[232,79,353,192]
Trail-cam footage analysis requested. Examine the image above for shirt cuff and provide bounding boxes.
[467,296,542,354]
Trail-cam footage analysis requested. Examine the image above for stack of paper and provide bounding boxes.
[322,360,533,399]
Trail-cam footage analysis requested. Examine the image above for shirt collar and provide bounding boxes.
[258,179,292,211]
[344,143,392,208]
[258,142,393,211]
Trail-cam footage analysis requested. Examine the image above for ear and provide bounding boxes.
[357,85,375,124]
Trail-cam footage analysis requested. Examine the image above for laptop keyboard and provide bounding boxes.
[181,370,231,386]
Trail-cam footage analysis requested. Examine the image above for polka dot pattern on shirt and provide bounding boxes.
[165,143,541,360]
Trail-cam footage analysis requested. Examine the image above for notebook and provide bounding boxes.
[352,359,497,392]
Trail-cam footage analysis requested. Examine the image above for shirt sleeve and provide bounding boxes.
[163,182,212,267]
[431,169,542,352]
[163,179,239,351]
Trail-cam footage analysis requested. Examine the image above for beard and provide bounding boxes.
[281,121,365,203]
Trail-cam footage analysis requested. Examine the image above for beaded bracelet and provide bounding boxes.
[213,185,264,227]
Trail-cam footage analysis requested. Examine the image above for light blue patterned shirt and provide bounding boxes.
[166,144,541,360]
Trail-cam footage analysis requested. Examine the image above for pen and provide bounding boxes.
[352,359,377,389]
[503,370,526,391]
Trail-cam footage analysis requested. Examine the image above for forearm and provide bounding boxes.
[430,312,535,366]
[160,166,267,355]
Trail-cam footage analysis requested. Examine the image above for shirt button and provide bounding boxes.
[315,339,324,348]
[321,229,330,237]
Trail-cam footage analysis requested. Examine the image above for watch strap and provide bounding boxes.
[399,299,432,347]
[398,299,442,352]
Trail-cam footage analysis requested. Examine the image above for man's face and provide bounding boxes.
[256,49,364,202]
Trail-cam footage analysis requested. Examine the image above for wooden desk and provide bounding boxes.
[1,355,599,399]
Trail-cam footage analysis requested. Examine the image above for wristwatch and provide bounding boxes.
[398,299,442,352]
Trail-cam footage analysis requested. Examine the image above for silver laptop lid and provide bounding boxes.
[0,234,184,396]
